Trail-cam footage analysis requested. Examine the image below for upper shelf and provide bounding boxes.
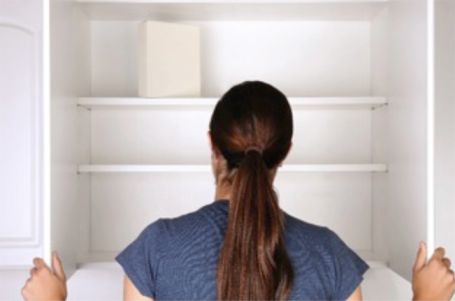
[77,163,388,173]
[77,96,388,110]
[76,0,389,21]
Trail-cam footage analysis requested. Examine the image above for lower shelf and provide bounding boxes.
[0,260,411,300]
[64,261,411,301]
[77,164,388,173]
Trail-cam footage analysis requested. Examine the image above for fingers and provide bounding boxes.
[32,257,47,269]
[52,250,66,281]
[450,270,455,291]
[29,267,38,277]
[431,247,446,261]
[413,241,427,273]
[442,257,452,269]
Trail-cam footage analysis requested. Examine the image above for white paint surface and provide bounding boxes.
[89,20,372,97]
[0,0,43,266]
[434,0,455,267]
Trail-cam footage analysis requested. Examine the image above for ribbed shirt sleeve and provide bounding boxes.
[323,228,370,300]
[115,219,163,298]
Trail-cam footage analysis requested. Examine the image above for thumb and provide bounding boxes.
[52,251,66,281]
[413,241,427,273]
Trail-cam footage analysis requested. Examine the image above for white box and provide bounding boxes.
[138,20,201,97]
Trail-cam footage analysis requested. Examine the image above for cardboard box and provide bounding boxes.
[138,20,201,97]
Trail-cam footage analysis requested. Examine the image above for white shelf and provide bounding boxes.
[76,0,388,21]
[78,97,387,109]
[78,0,388,3]
[78,163,387,173]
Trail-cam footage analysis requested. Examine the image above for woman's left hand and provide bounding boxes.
[21,251,67,301]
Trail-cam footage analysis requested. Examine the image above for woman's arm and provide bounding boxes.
[20,243,455,301]
[346,286,363,301]
[123,275,153,301]
[344,241,455,301]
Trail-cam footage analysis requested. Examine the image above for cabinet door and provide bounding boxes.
[0,0,44,266]
[386,0,430,281]
[435,0,455,262]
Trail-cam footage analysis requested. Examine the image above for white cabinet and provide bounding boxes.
[4,0,455,296]
[47,0,432,284]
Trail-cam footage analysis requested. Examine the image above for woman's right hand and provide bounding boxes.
[21,251,67,301]
[412,242,455,300]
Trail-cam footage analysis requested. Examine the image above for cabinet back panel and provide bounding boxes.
[90,20,371,97]
[90,109,372,164]
[89,173,371,253]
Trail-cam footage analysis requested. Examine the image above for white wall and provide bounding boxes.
[89,20,372,97]
[86,108,374,257]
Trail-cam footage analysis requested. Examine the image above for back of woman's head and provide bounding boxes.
[209,80,294,300]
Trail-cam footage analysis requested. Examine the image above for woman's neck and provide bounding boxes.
[214,178,232,201]
[215,185,231,201]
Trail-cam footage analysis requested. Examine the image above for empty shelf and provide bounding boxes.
[76,1,389,21]
[77,164,387,173]
[78,97,387,110]
[65,260,410,301]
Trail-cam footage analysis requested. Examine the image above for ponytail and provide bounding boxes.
[216,148,294,300]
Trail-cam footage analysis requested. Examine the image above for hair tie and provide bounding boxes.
[244,145,263,155]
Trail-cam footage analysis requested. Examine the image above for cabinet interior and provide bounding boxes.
[50,0,428,282]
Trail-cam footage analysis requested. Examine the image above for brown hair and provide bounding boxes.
[209,80,294,300]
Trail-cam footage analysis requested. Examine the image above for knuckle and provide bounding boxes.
[436,246,445,252]
[429,258,439,267]
[432,258,444,267]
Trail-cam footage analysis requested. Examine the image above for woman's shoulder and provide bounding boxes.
[283,211,370,299]
[283,211,362,257]
[283,211,338,247]
[140,203,216,241]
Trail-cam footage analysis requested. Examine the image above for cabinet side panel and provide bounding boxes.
[386,0,428,281]
[371,8,389,262]
[434,0,455,263]
[50,0,90,274]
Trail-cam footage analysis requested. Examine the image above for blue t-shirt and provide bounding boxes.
[115,199,369,300]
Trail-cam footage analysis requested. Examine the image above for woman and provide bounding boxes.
[22,81,455,301]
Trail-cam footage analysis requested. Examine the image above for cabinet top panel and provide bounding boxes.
[76,1,388,21]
